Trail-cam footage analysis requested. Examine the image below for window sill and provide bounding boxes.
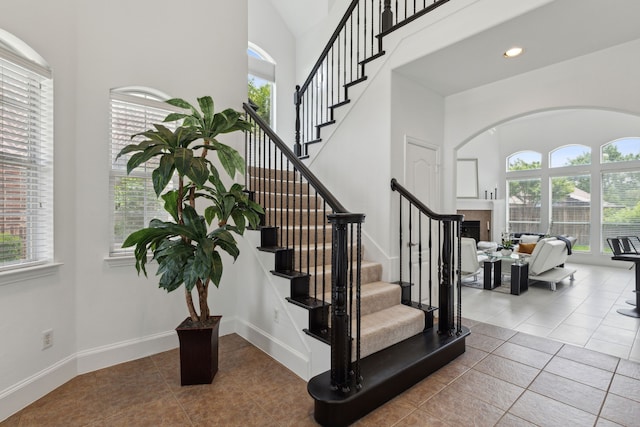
[104,255,137,268]
[0,262,63,286]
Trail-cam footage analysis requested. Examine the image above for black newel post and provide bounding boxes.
[438,220,454,335]
[328,212,365,392]
[294,85,302,157]
[382,0,393,32]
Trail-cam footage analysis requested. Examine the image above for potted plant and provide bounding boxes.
[500,232,514,256]
[117,96,263,385]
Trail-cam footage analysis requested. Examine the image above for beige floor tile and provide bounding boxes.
[446,369,524,410]
[495,413,537,427]
[470,323,518,341]
[473,354,540,388]
[600,393,640,426]
[557,343,620,371]
[529,371,606,415]
[608,374,640,403]
[466,332,505,353]
[544,356,614,390]
[418,387,504,427]
[509,390,597,427]
[493,341,554,369]
[507,331,563,354]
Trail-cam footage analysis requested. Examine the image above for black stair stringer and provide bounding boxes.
[308,327,469,427]
[258,223,331,347]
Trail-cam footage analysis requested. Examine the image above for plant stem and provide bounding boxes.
[185,287,198,321]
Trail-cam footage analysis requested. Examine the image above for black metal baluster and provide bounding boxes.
[355,221,363,389]
[349,14,354,83]
[428,218,433,308]
[286,161,290,250]
[299,172,304,272]
[322,200,327,318]
[313,191,318,300]
[268,132,272,225]
[408,202,413,294]
[399,193,403,284]
[418,213,422,308]
[279,152,284,245]
[308,182,315,274]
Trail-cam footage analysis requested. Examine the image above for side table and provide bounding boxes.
[510,262,529,295]
[483,258,501,290]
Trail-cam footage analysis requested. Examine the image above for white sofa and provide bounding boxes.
[523,237,576,291]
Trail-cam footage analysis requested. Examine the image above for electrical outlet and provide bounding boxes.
[273,307,279,323]
[42,329,53,350]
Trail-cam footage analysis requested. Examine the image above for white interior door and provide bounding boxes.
[404,136,440,306]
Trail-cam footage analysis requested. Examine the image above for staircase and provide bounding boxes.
[255,167,428,359]
[244,105,468,426]
[242,1,469,425]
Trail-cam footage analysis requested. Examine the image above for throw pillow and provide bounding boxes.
[518,242,537,254]
[520,234,540,243]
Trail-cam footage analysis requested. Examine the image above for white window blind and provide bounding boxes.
[0,49,53,271]
[109,91,178,256]
[601,170,640,251]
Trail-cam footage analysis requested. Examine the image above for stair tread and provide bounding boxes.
[357,304,426,359]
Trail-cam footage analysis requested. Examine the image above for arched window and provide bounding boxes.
[109,88,182,256]
[507,151,541,171]
[601,137,640,163]
[248,43,275,127]
[0,30,53,271]
[550,144,591,167]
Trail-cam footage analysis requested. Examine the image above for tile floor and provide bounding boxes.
[461,262,640,362]
[3,262,640,426]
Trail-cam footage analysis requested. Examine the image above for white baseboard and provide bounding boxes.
[0,316,265,422]
[0,354,76,422]
[0,326,184,422]
[234,319,310,381]
[76,330,179,374]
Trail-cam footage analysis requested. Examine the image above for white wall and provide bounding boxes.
[0,0,248,420]
[444,38,640,213]
[248,0,297,148]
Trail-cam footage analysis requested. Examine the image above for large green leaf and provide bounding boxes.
[210,251,223,287]
[152,155,175,197]
[173,147,193,177]
[198,96,214,124]
[188,157,209,188]
[127,145,165,174]
[161,191,180,222]
[181,206,207,238]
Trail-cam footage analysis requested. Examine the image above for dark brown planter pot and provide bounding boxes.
[176,315,221,386]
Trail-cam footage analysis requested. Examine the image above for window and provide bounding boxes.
[551,174,590,250]
[601,170,640,251]
[550,145,591,168]
[248,43,275,127]
[600,139,640,251]
[0,43,53,271]
[507,178,542,234]
[109,89,179,256]
[601,138,640,163]
[507,151,541,171]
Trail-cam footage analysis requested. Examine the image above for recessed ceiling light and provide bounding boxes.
[503,47,524,58]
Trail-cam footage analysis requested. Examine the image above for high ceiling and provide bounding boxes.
[395,0,640,95]
[270,0,640,96]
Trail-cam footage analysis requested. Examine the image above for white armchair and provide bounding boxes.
[524,237,576,290]
[460,237,484,283]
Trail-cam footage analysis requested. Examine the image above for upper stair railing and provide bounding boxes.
[244,103,366,392]
[294,0,450,157]
[390,178,463,336]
